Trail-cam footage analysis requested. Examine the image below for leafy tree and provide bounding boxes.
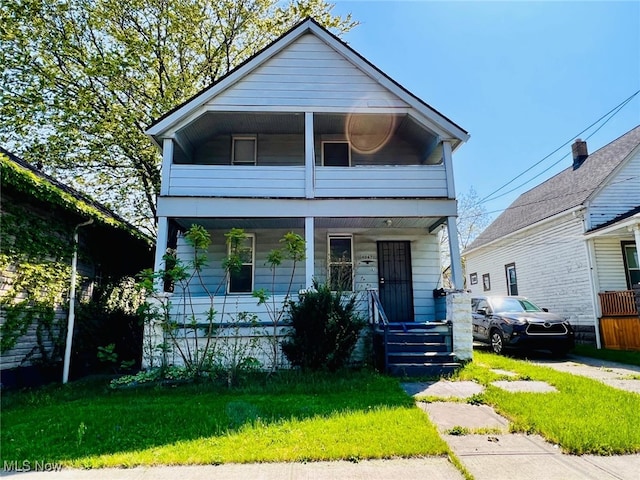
[440,186,491,288]
[0,1,356,235]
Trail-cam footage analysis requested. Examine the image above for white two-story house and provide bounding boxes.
[144,18,471,373]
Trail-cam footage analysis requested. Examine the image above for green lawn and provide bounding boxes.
[449,351,640,455]
[0,371,448,468]
[4,352,639,468]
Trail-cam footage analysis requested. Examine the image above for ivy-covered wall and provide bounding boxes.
[0,152,153,381]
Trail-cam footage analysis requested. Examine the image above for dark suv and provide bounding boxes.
[471,296,575,355]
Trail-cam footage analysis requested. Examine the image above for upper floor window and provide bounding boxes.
[322,141,350,167]
[232,136,257,165]
[622,241,639,289]
[328,234,353,291]
[228,234,255,293]
[505,263,518,296]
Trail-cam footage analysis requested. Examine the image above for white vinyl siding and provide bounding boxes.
[315,228,441,322]
[588,149,640,228]
[212,34,408,110]
[592,236,636,291]
[168,164,447,198]
[315,165,447,197]
[174,228,306,298]
[465,214,595,327]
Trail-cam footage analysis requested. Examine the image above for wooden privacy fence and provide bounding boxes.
[598,290,640,351]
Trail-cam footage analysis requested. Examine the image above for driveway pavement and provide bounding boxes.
[3,355,639,479]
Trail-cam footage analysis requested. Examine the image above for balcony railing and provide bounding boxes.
[598,290,639,317]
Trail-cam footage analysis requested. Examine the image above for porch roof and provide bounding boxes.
[584,208,640,239]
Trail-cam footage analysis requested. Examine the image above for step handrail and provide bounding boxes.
[367,288,389,328]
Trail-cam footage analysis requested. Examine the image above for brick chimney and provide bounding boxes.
[572,138,588,170]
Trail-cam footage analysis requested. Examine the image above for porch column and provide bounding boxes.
[161,138,174,196]
[305,216,315,288]
[305,112,315,199]
[446,216,464,290]
[442,140,456,199]
[154,217,169,283]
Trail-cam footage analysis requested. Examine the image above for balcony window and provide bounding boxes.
[228,234,254,293]
[232,137,257,165]
[328,234,353,291]
[322,141,350,167]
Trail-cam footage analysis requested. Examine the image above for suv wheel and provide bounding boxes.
[490,329,505,355]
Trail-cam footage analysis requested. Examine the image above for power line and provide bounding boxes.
[478,90,640,205]
[458,175,639,222]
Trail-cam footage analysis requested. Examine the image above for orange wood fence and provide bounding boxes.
[598,291,640,351]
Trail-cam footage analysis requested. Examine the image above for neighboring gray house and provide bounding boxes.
[1,149,153,386]
[144,18,473,373]
[464,126,640,348]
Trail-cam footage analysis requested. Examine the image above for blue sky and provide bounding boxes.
[331,1,640,219]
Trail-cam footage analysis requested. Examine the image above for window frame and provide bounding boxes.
[327,234,354,291]
[621,241,639,289]
[469,272,478,285]
[231,136,257,165]
[505,263,518,296]
[482,273,491,292]
[227,233,255,294]
[321,140,351,167]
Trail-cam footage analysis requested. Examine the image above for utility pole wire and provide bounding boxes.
[479,90,640,205]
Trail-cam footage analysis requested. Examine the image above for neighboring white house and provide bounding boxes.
[143,18,472,370]
[464,126,640,348]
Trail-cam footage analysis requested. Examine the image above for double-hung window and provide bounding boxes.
[328,235,353,291]
[228,234,255,293]
[232,136,257,165]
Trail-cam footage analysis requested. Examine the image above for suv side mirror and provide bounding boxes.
[477,308,488,316]
[542,307,549,312]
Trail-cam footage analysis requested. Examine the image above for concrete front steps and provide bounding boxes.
[374,322,461,377]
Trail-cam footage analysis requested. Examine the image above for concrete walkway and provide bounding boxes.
[405,353,640,480]
[532,354,640,393]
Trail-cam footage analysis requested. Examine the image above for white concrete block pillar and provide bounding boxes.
[141,295,169,369]
[446,291,473,361]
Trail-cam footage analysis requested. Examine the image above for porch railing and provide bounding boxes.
[598,290,639,317]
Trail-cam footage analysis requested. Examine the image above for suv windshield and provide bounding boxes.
[490,297,542,313]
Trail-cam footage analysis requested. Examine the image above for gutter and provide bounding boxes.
[62,218,94,384]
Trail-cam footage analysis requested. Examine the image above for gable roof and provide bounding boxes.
[0,147,152,244]
[146,17,468,146]
[465,125,640,252]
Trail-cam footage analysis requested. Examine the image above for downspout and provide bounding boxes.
[62,218,94,384]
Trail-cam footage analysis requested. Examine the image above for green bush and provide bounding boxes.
[281,281,365,371]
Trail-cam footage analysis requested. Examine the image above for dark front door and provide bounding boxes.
[377,241,414,323]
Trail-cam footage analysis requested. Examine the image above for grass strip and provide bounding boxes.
[572,344,640,366]
[453,352,640,455]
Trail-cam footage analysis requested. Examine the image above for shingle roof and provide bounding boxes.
[0,147,152,243]
[465,125,640,252]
